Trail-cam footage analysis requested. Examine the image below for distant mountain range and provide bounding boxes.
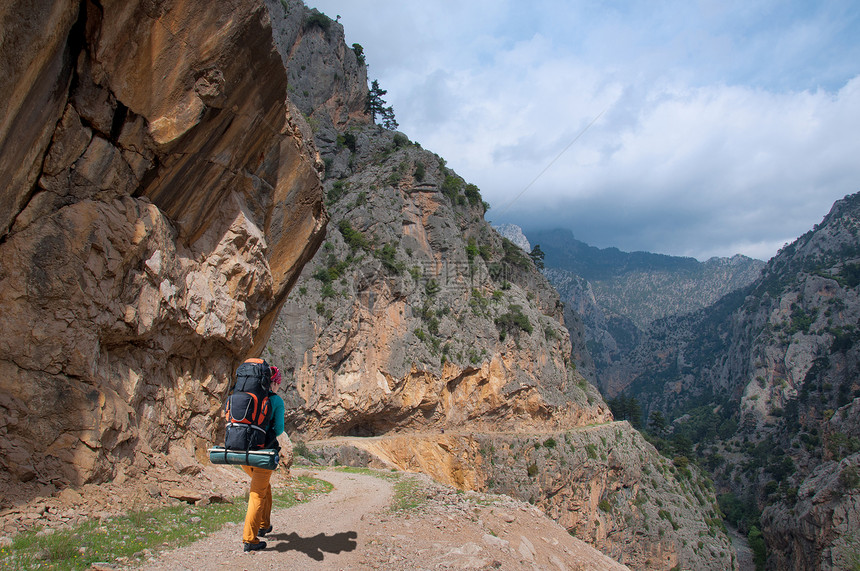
[527,228,765,327]
[507,227,764,390]
[528,228,711,279]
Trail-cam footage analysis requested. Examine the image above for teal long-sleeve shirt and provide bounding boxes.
[269,393,285,437]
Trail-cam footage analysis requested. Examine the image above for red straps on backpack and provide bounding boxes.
[256,397,270,425]
[225,393,270,425]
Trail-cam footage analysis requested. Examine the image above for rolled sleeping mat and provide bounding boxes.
[208,446,279,470]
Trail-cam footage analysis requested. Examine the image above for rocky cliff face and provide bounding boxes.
[0,0,326,499]
[311,422,736,570]
[494,223,532,253]
[762,451,860,571]
[267,125,608,436]
[475,424,735,570]
[611,193,860,569]
[263,6,609,437]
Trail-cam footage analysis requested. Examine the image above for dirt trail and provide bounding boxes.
[309,422,624,447]
[136,467,630,570]
[137,469,392,570]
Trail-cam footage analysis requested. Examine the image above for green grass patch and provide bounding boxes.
[392,477,425,512]
[0,475,331,571]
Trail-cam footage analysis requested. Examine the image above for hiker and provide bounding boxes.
[241,364,285,552]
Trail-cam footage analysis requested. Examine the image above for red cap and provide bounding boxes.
[270,366,282,387]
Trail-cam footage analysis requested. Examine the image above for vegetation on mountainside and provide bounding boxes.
[366,79,398,130]
[272,113,587,436]
[607,395,643,428]
[441,174,490,213]
[494,303,533,341]
[352,43,365,66]
[529,244,545,269]
[598,192,860,569]
[0,477,331,571]
[304,8,333,31]
[474,427,735,568]
[609,393,770,566]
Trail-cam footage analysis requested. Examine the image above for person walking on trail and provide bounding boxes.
[242,364,285,552]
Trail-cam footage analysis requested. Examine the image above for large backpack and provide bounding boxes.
[224,358,272,451]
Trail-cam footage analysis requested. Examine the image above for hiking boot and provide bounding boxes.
[258,525,273,537]
[243,541,267,552]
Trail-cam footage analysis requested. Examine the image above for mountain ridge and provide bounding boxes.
[606,192,860,569]
[530,228,765,334]
[527,227,765,279]
[522,225,764,395]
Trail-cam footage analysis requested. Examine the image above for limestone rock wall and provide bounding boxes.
[308,423,737,571]
[265,0,370,132]
[762,453,860,571]
[0,0,326,497]
[266,126,611,438]
[596,193,860,568]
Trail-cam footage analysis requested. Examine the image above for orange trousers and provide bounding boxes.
[241,465,274,544]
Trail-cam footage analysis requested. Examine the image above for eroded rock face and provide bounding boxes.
[266,127,611,438]
[472,424,735,571]
[762,454,860,571]
[0,0,326,494]
[310,423,737,571]
[258,1,612,438]
[265,0,369,132]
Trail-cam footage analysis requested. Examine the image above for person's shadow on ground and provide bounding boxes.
[270,530,358,560]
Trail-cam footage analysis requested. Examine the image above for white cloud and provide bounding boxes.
[308,0,860,261]
[489,78,860,259]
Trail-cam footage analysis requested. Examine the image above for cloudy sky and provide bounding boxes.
[308,0,860,261]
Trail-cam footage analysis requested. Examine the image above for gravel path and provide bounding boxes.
[137,469,392,570]
[134,466,631,570]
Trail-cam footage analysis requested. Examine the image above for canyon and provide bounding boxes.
[2,1,856,570]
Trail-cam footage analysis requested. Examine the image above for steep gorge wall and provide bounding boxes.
[261,3,595,437]
[258,6,611,436]
[610,194,860,569]
[266,127,612,438]
[0,0,326,498]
